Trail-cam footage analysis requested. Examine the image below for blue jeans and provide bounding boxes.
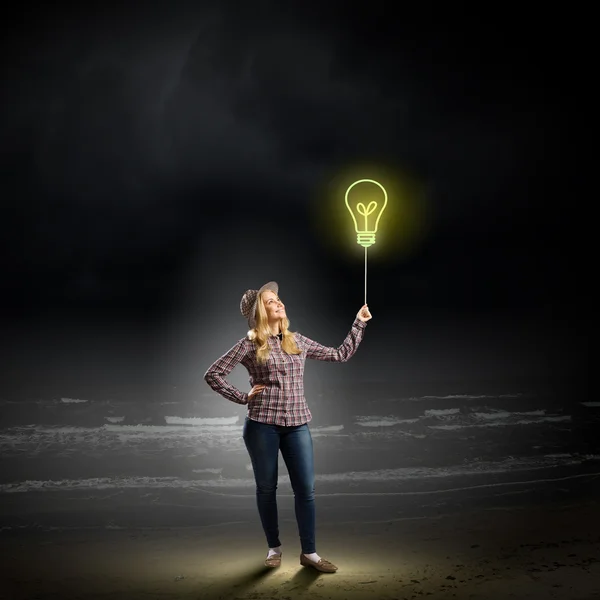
[242,417,316,554]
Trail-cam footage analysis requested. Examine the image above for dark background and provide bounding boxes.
[0,1,587,403]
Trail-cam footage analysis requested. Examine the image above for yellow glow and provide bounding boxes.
[309,163,431,263]
[344,179,388,248]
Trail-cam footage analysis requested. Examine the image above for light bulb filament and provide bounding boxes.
[357,201,377,231]
[356,201,377,217]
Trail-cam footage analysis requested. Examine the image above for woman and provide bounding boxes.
[204,281,372,573]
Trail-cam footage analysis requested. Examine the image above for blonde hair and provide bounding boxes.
[247,290,302,364]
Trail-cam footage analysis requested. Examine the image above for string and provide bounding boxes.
[364,245,368,305]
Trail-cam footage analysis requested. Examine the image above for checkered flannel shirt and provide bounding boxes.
[204,317,367,426]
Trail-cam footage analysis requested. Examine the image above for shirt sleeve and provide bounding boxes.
[203,339,250,405]
[298,317,367,362]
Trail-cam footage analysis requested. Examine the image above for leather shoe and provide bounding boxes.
[264,552,282,568]
[300,553,338,572]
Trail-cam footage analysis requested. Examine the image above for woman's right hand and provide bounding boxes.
[248,384,266,401]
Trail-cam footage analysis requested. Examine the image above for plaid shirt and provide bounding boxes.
[204,317,367,426]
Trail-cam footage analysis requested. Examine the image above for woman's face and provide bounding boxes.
[262,290,285,321]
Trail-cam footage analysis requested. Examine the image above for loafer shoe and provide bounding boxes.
[300,554,338,572]
[264,552,282,568]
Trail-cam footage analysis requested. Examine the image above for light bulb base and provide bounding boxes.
[357,233,376,248]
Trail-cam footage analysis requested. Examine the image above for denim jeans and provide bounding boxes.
[242,417,316,554]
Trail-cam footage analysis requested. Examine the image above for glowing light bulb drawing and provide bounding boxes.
[344,179,388,304]
[344,178,388,248]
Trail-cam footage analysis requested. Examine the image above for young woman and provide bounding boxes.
[204,281,371,572]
